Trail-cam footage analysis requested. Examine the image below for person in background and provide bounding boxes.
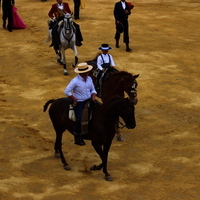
[2,0,15,32]
[64,62,97,146]
[114,0,134,52]
[73,0,80,20]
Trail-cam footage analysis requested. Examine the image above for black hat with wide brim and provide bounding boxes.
[116,22,124,33]
[98,44,112,50]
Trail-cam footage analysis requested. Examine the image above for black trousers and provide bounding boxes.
[73,100,87,134]
[115,19,129,43]
[2,5,13,30]
[73,0,80,19]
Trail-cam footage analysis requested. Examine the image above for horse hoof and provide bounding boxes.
[105,176,113,181]
[63,70,68,75]
[90,165,98,170]
[54,153,60,158]
[117,136,124,141]
[64,165,71,171]
[58,60,64,65]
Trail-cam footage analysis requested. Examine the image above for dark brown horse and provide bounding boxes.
[86,54,139,140]
[43,96,136,181]
[87,54,139,103]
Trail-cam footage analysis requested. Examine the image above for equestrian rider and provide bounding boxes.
[48,0,83,50]
[64,63,97,146]
[96,44,116,92]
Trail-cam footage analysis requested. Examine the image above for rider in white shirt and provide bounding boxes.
[64,62,97,146]
[96,44,116,92]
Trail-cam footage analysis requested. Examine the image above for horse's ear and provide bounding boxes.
[133,74,140,78]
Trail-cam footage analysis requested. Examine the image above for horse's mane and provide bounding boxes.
[101,96,126,114]
[111,71,132,78]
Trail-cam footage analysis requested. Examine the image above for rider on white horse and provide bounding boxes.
[48,0,83,50]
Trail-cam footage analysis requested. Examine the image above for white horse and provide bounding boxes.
[44,13,78,75]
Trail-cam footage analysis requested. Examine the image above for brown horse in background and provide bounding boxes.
[86,54,139,140]
[43,96,136,181]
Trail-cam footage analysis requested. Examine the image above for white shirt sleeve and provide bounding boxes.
[97,55,103,71]
[109,54,116,67]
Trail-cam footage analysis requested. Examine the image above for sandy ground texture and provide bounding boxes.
[0,0,200,199]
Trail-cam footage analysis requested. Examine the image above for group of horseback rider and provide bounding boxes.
[47,0,121,146]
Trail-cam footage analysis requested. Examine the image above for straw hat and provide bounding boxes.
[74,62,93,73]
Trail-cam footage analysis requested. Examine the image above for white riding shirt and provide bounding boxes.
[64,75,97,102]
[97,54,116,71]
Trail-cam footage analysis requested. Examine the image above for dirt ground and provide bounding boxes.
[0,0,200,199]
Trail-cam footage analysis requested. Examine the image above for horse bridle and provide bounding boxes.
[130,80,138,98]
[62,15,75,46]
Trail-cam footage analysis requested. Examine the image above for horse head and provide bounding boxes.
[102,96,136,129]
[123,73,139,105]
[118,97,136,129]
[63,13,73,34]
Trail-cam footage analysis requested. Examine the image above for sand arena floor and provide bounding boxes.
[0,0,200,199]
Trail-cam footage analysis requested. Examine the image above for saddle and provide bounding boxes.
[68,99,97,139]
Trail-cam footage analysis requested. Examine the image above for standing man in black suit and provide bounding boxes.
[114,0,133,52]
[2,0,15,32]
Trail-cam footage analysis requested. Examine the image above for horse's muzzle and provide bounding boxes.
[126,123,136,129]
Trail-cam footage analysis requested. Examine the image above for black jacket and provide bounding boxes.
[114,1,131,22]
[2,0,15,7]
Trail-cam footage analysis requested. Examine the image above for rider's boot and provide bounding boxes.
[74,135,86,146]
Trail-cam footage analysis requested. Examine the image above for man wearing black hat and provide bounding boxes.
[114,0,134,52]
[96,44,116,94]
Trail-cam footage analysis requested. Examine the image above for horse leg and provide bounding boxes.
[72,45,78,68]
[90,144,104,170]
[54,126,71,170]
[115,121,124,141]
[90,142,113,181]
[60,48,68,75]
[102,143,113,181]
[54,47,62,64]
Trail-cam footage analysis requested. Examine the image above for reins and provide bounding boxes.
[117,120,126,129]
[61,15,75,47]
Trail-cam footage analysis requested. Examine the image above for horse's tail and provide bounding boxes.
[43,99,56,112]
[43,19,52,44]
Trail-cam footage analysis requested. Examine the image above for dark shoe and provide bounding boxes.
[8,28,12,32]
[126,48,132,52]
[74,137,86,146]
